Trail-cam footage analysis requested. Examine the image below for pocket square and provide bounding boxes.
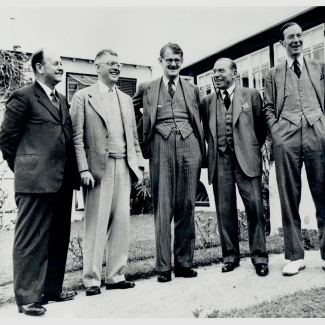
[242,102,250,110]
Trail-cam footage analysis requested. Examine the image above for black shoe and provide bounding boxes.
[222,262,239,273]
[255,263,269,276]
[85,286,101,296]
[174,266,198,278]
[41,291,77,304]
[18,303,46,316]
[157,271,172,283]
[106,281,135,290]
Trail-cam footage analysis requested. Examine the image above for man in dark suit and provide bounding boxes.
[0,48,79,316]
[264,22,325,276]
[133,43,206,283]
[201,58,269,276]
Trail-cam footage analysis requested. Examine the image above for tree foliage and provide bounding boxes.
[0,46,33,110]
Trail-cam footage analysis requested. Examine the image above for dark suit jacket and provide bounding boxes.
[133,77,206,165]
[0,81,80,193]
[263,57,325,131]
[200,86,266,184]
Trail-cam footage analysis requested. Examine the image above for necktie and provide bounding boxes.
[50,90,60,111]
[223,90,231,109]
[168,80,175,98]
[293,59,301,78]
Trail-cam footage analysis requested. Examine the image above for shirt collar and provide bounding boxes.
[98,79,116,93]
[36,80,54,100]
[287,55,304,69]
[219,83,236,99]
[162,75,179,88]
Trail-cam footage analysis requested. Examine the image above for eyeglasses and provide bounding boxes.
[162,58,183,65]
[96,61,121,69]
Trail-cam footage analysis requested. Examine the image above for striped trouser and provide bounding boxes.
[149,131,202,271]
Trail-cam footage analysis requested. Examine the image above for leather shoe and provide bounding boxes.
[86,286,101,296]
[41,291,77,304]
[18,303,46,316]
[282,259,305,276]
[255,263,269,276]
[106,281,135,290]
[157,271,172,283]
[174,266,197,278]
[222,262,239,273]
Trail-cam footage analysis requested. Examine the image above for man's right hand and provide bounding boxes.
[80,171,95,188]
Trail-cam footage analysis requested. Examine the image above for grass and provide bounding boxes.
[207,287,325,318]
[0,212,321,309]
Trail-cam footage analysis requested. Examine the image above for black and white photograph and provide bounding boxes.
[0,0,325,319]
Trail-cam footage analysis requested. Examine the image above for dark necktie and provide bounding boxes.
[50,90,60,111]
[293,59,301,78]
[168,80,175,98]
[223,90,231,109]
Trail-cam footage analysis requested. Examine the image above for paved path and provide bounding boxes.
[1,250,325,318]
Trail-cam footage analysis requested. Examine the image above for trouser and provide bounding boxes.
[212,146,268,265]
[13,174,73,305]
[83,157,131,287]
[149,131,202,272]
[272,115,325,260]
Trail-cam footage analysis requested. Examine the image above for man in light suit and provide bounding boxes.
[0,48,79,316]
[70,49,144,296]
[133,43,206,283]
[264,22,325,276]
[201,58,269,276]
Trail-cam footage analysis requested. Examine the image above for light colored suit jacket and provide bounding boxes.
[263,57,325,131]
[70,83,144,182]
[200,86,266,184]
[132,77,206,164]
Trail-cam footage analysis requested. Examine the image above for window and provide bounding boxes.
[274,23,325,64]
[197,71,214,98]
[66,73,137,103]
[235,47,270,97]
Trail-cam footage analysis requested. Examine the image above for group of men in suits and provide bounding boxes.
[1,21,325,317]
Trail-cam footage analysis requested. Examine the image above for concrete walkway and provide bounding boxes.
[0,250,325,318]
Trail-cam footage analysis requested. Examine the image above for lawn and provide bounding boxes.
[0,212,321,308]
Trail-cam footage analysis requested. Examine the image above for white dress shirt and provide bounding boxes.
[163,75,179,92]
[36,80,55,100]
[98,80,116,93]
[287,55,304,70]
[219,83,236,101]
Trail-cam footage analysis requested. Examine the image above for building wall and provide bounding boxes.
[56,57,152,96]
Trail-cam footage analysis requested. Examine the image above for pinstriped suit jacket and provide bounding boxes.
[133,77,206,165]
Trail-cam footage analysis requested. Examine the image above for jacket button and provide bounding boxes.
[106,149,108,152]
[106,135,109,138]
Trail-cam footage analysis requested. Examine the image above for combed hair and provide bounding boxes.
[94,49,118,62]
[160,43,183,59]
[31,48,45,73]
[279,22,300,41]
[218,58,237,71]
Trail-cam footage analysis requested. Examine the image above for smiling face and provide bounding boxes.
[158,47,183,80]
[212,59,237,90]
[95,53,120,87]
[36,50,63,89]
[280,24,303,59]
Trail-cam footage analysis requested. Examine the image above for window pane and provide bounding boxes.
[311,26,323,47]
[261,68,268,88]
[253,71,260,90]
[303,30,311,52]
[251,52,260,70]
[313,48,324,61]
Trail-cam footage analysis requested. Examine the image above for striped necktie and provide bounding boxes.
[50,90,60,111]
[168,80,175,98]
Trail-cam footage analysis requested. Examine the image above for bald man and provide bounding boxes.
[200,58,269,276]
[0,48,79,316]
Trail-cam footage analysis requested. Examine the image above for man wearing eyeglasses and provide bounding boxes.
[201,58,269,276]
[133,43,206,283]
[70,49,144,296]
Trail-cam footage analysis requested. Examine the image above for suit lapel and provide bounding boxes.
[305,58,324,112]
[209,93,217,139]
[274,61,286,115]
[179,77,195,122]
[147,78,162,128]
[57,92,67,122]
[34,82,61,122]
[232,86,246,126]
[116,88,131,144]
[88,84,110,131]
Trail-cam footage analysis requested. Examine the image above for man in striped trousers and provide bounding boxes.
[133,43,206,282]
